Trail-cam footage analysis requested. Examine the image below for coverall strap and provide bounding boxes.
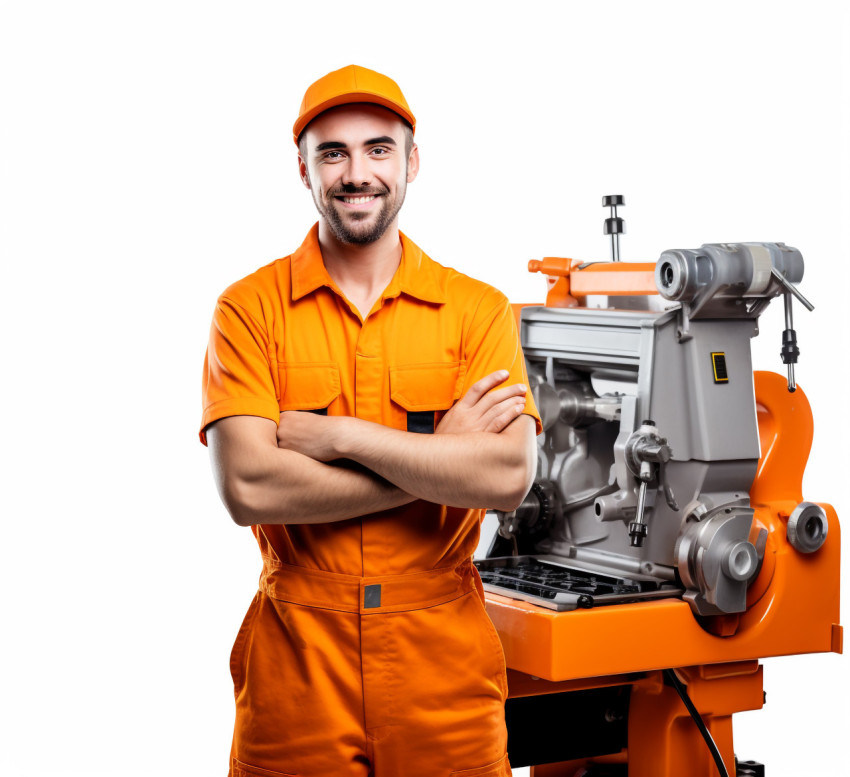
[259,557,478,614]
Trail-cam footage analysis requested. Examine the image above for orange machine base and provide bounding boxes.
[506,663,764,777]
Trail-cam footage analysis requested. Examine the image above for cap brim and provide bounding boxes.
[293,92,416,145]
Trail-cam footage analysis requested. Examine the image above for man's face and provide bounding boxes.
[298,104,418,245]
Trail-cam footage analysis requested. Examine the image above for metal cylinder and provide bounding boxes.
[786,502,828,553]
[655,243,804,304]
[721,540,759,581]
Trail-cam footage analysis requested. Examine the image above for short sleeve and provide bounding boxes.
[199,294,280,445]
[464,289,543,436]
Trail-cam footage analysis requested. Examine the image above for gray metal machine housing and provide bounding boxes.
[478,242,820,617]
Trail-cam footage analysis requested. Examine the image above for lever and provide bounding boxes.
[626,420,677,547]
[658,460,680,511]
[781,292,799,392]
[629,461,651,547]
[772,267,814,393]
[771,267,814,311]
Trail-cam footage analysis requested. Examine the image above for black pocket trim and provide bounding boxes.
[407,410,435,434]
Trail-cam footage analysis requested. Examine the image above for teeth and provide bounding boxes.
[342,195,376,204]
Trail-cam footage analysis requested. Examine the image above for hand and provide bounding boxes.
[436,370,527,435]
[277,411,349,461]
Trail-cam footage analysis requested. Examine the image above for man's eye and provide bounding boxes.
[324,151,344,160]
[370,147,389,156]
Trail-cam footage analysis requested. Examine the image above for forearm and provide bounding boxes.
[207,417,416,526]
[335,416,536,511]
[272,373,538,512]
[236,449,417,525]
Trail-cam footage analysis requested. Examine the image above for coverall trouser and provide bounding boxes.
[228,558,511,777]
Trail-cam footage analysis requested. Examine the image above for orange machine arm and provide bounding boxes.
[527,257,659,308]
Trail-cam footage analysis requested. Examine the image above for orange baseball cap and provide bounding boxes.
[293,65,416,145]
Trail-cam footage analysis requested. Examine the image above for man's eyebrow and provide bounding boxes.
[365,136,396,146]
[315,141,346,152]
[314,137,396,153]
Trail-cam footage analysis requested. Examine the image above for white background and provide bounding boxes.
[2,1,848,775]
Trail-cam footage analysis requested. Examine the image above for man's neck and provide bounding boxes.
[317,220,402,292]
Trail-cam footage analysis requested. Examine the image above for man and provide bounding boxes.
[201,65,541,777]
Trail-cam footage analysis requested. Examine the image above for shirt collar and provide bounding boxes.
[290,223,447,304]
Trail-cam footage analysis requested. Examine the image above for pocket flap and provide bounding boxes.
[232,758,296,776]
[279,362,340,411]
[390,361,464,411]
[449,753,510,776]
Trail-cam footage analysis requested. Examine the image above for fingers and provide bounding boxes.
[486,396,527,432]
[476,381,527,412]
[460,369,511,405]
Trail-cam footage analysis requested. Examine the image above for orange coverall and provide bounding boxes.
[201,224,541,777]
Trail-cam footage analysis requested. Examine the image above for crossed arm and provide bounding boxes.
[206,370,537,526]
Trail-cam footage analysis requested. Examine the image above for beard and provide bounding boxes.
[314,182,407,245]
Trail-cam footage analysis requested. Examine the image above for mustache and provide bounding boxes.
[329,185,388,197]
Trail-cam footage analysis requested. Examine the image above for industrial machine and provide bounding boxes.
[476,197,842,777]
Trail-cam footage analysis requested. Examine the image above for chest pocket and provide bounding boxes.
[390,361,465,433]
[279,362,341,414]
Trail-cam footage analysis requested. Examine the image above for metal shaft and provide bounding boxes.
[784,292,796,392]
[629,480,649,547]
[635,479,647,526]
[602,195,625,263]
[609,204,620,262]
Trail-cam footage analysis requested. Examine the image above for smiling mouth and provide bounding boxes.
[335,195,378,205]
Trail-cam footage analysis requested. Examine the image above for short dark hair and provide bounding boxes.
[401,122,414,156]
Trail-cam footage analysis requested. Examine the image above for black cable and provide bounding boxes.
[662,668,730,777]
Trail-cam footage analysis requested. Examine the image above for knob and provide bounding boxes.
[602,194,625,262]
[787,502,828,553]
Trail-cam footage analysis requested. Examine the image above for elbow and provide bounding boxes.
[219,476,256,526]
[220,474,291,527]
[487,416,538,511]
[494,487,532,514]
[491,460,536,512]
[227,501,257,528]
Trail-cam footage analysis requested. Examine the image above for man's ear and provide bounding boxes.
[298,154,311,189]
[406,144,420,184]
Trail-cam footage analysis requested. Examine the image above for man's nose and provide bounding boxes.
[342,153,372,187]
